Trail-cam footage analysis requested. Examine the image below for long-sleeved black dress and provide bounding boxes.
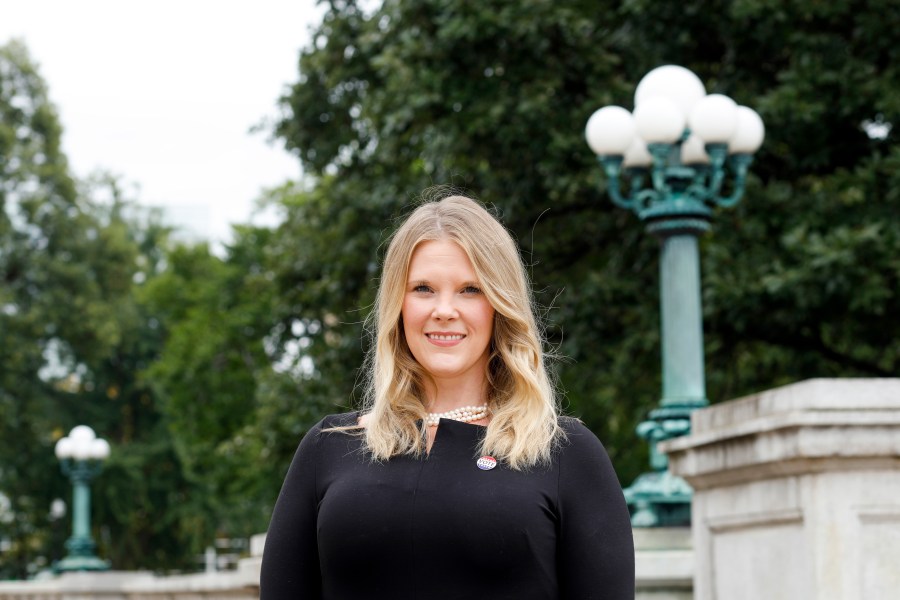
[260,412,635,599]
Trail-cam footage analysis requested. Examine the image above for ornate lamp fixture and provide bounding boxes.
[585,65,764,526]
[54,425,111,572]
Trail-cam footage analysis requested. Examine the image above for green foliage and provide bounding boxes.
[0,38,114,578]
[138,227,282,538]
[264,0,898,486]
[1,40,221,576]
[2,0,898,575]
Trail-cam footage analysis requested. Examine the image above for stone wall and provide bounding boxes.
[635,527,694,599]
[662,378,900,600]
[0,535,264,600]
[0,528,689,598]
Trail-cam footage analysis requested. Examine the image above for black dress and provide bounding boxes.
[260,413,635,599]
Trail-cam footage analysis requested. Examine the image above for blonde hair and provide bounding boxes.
[360,194,561,470]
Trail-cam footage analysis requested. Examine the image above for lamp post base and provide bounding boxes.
[623,400,704,527]
[54,555,111,573]
[53,535,110,573]
[624,469,693,527]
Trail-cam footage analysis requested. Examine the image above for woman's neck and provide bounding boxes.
[422,376,489,413]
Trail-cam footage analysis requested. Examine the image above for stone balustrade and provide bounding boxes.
[662,378,900,600]
[1,528,691,598]
[0,535,264,600]
[1,506,692,598]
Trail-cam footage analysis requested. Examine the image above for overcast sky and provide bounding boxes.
[1,0,324,245]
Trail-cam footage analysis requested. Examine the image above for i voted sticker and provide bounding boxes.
[476,456,497,470]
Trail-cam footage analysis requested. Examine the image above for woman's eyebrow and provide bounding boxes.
[407,279,481,286]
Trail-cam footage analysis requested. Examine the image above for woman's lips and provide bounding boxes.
[426,332,466,346]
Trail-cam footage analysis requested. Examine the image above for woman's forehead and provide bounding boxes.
[407,240,477,277]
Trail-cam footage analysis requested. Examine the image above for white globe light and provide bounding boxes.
[635,65,707,118]
[729,106,765,154]
[50,498,67,520]
[623,138,653,168]
[585,106,636,155]
[55,437,74,459]
[688,94,738,143]
[634,97,686,144]
[72,441,93,461]
[681,134,710,165]
[89,439,111,461]
[69,425,96,443]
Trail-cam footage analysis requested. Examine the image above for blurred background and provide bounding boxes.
[0,0,897,580]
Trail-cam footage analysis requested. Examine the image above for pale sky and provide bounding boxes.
[1,0,325,246]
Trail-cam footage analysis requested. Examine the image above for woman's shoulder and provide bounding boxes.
[294,411,363,454]
[555,416,620,485]
[557,415,597,436]
[317,410,362,429]
[556,416,611,455]
[307,410,360,436]
[297,411,362,442]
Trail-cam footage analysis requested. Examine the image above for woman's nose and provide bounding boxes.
[432,294,458,320]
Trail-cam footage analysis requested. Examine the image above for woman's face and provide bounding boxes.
[401,239,495,388]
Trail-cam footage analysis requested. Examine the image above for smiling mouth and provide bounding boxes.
[426,333,466,341]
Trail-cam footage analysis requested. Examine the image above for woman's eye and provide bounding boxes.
[413,285,432,293]
[462,285,482,294]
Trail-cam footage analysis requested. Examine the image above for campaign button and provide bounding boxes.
[476,456,497,470]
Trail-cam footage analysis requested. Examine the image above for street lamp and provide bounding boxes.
[585,65,764,527]
[53,425,111,572]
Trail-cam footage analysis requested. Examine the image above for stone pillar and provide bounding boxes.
[660,378,900,600]
[635,527,694,600]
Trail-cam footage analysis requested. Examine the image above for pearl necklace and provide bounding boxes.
[425,404,489,427]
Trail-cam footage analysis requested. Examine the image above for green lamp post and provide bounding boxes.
[585,65,765,527]
[53,425,111,572]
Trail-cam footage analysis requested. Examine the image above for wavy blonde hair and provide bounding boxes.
[360,194,561,470]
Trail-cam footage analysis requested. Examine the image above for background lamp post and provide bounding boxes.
[53,425,111,572]
[585,65,764,527]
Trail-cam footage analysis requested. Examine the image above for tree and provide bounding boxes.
[0,38,130,577]
[1,39,315,574]
[138,225,286,541]
[1,40,207,576]
[261,0,898,488]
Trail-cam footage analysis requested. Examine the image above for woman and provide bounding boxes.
[260,194,635,599]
